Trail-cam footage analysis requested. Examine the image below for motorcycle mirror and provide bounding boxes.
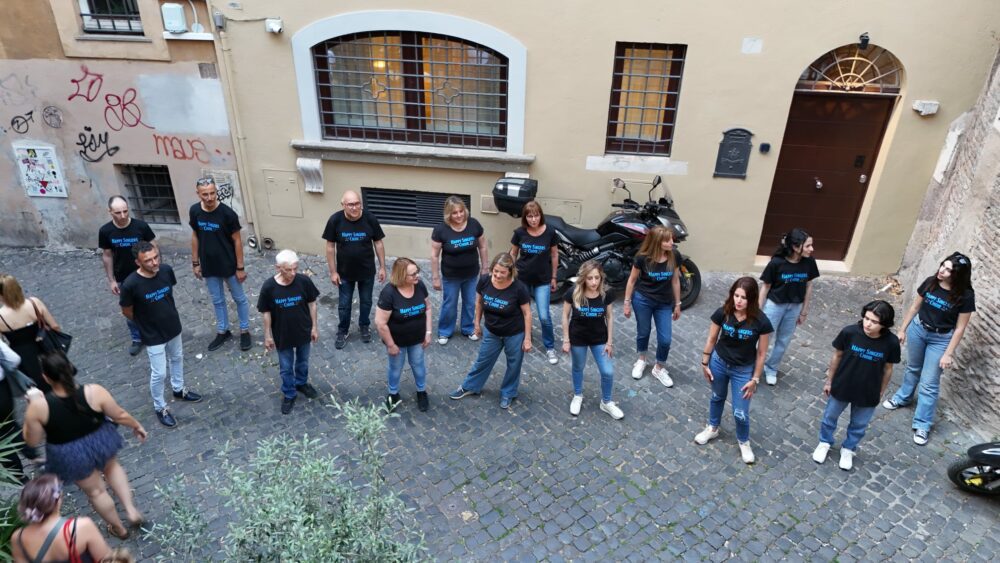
[652,175,662,188]
[612,178,625,190]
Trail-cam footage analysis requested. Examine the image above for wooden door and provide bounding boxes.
[757,93,896,260]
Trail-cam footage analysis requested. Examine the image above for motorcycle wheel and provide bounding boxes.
[679,257,701,310]
[947,458,1000,495]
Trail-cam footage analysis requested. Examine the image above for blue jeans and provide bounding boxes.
[762,299,803,377]
[338,276,374,333]
[146,334,184,411]
[631,291,672,363]
[126,317,141,343]
[387,343,427,394]
[277,342,311,399]
[528,284,555,350]
[707,353,753,442]
[205,275,251,332]
[571,344,614,402]
[438,275,477,338]
[890,321,952,432]
[819,396,876,451]
[460,329,525,399]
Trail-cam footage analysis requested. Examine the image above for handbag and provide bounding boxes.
[30,298,72,355]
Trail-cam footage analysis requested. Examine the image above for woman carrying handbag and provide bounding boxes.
[0,274,65,392]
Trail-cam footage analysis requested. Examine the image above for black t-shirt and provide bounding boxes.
[377,281,429,347]
[477,275,530,336]
[710,308,774,366]
[916,276,976,331]
[189,203,241,278]
[432,219,484,279]
[98,219,156,283]
[257,274,320,350]
[831,323,901,407]
[760,256,820,304]
[564,291,615,346]
[511,226,558,286]
[321,211,386,281]
[633,252,683,304]
[119,265,182,346]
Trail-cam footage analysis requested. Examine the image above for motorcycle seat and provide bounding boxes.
[546,215,602,247]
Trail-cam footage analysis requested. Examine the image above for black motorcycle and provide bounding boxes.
[948,442,1000,496]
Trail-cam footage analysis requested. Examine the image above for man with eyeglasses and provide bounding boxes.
[98,195,156,356]
[190,177,253,352]
[322,190,387,349]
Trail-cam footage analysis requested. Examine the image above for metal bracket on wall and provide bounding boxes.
[296,157,324,193]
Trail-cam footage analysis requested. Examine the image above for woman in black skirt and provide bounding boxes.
[23,352,147,540]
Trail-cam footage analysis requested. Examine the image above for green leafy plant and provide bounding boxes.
[0,426,25,562]
[151,399,425,562]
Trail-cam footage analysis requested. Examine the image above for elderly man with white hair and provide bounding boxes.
[257,250,321,414]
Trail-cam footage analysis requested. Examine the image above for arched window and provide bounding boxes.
[796,44,903,95]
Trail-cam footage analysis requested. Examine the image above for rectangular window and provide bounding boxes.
[79,0,143,35]
[361,187,471,228]
[119,165,180,224]
[605,42,687,156]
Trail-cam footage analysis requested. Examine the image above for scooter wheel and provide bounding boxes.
[947,457,1000,495]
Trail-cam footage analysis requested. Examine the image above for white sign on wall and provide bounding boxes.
[12,142,67,197]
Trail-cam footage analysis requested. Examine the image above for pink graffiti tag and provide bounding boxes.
[67,65,104,102]
[104,88,153,131]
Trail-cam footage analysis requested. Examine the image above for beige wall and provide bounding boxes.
[216,0,1000,273]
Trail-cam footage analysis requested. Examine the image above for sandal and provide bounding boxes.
[106,523,130,540]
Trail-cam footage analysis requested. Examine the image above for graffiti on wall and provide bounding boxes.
[13,143,67,197]
[0,73,36,106]
[67,65,104,103]
[76,126,120,163]
[10,110,33,134]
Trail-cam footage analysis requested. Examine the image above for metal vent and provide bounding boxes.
[361,187,471,228]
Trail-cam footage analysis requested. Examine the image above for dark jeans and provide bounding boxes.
[277,342,311,399]
[338,276,375,333]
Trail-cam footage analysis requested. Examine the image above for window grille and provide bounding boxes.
[120,165,180,224]
[796,45,902,95]
[361,187,471,228]
[312,31,508,150]
[605,43,687,156]
[79,0,143,35]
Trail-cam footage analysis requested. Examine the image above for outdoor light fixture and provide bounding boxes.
[859,32,870,49]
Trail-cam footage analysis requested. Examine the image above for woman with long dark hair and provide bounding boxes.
[510,201,560,365]
[883,252,975,445]
[431,196,488,345]
[0,274,63,392]
[694,277,772,464]
[375,258,433,411]
[759,228,819,385]
[11,474,112,562]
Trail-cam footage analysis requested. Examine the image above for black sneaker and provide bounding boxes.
[295,383,319,399]
[172,388,203,403]
[208,330,232,351]
[239,331,252,351]
[128,341,143,356]
[360,326,372,343]
[156,409,177,428]
[281,396,295,415]
[335,331,348,350]
[386,393,401,409]
[417,391,429,412]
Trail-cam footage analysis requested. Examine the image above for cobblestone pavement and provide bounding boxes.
[1,247,997,561]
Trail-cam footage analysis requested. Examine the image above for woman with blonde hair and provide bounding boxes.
[560,261,622,419]
[0,273,63,392]
[430,196,488,345]
[622,226,682,387]
[375,258,433,411]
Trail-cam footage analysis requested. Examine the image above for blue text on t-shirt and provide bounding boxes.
[144,286,171,302]
[450,236,475,249]
[197,220,221,233]
[398,303,426,318]
[274,295,303,308]
[850,343,884,362]
[341,231,369,243]
[484,295,509,310]
[520,243,547,254]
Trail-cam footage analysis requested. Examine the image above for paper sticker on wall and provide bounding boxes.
[13,142,67,197]
[200,169,243,217]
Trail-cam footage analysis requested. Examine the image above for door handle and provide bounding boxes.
[814,177,823,190]
[859,174,868,184]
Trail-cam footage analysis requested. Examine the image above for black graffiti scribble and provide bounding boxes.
[217,181,234,204]
[67,65,104,102]
[0,74,36,106]
[76,126,119,163]
[11,110,34,134]
[42,106,63,129]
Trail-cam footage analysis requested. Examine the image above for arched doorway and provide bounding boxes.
[756,44,904,260]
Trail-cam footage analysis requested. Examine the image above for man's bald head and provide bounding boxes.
[341,190,362,219]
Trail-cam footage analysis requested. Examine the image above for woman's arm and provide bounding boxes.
[509,244,520,260]
[940,311,973,369]
[751,334,768,384]
[430,241,443,290]
[520,302,533,352]
[897,295,923,345]
[374,307,397,354]
[671,267,681,320]
[823,349,844,396]
[701,323,721,383]
[561,301,571,354]
[478,236,489,275]
[91,385,146,443]
[22,390,47,447]
[622,266,640,318]
[76,517,112,562]
[423,298,433,348]
[798,281,814,325]
[880,363,894,398]
[473,294,484,337]
[549,246,559,291]
[31,298,60,332]
[605,303,615,357]
[758,282,771,308]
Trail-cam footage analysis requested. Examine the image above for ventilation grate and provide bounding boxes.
[361,187,471,228]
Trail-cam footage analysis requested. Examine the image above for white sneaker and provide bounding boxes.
[569,395,583,416]
[467,333,479,341]
[546,349,559,365]
[600,401,624,420]
[631,359,647,380]
[651,365,674,387]
[839,448,855,470]
[437,337,449,345]
[694,426,719,445]
[765,372,777,386]
[738,441,755,464]
[812,442,831,464]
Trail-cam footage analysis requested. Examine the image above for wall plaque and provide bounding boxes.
[713,128,753,179]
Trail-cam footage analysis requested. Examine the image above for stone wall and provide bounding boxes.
[899,49,1000,436]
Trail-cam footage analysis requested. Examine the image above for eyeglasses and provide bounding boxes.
[343,202,361,207]
[195,177,215,187]
[407,270,421,277]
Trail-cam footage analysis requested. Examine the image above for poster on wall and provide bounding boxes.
[13,143,67,198]
[200,169,244,217]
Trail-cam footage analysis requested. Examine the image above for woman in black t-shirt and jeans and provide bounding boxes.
[375,258,433,412]
[510,201,560,365]
[430,196,488,345]
[883,252,976,445]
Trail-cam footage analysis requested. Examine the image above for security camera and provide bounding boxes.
[265,17,283,34]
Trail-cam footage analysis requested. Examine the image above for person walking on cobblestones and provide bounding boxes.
[190,177,253,352]
[510,201,560,366]
[561,261,623,420]
[258,250,321,415]
[0,274,62,392]
[98,196,156,357]
[450,253,532,409]
[120,242,203,428]
[323,190,387,350]
[759,228,819,386]
[376,258,433,411]
[431,196,488,345]
[694,277,772,464]
[23,352,147,540]
[883,252,975,446]
[622,226,682,387]
[814,300,900,470]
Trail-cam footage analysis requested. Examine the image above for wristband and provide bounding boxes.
[237,267,245,271]
[192,262,200,266]
[751,379,760,384]
[701,362,708,366]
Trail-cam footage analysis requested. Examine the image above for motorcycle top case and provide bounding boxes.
[492,178,538,217]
